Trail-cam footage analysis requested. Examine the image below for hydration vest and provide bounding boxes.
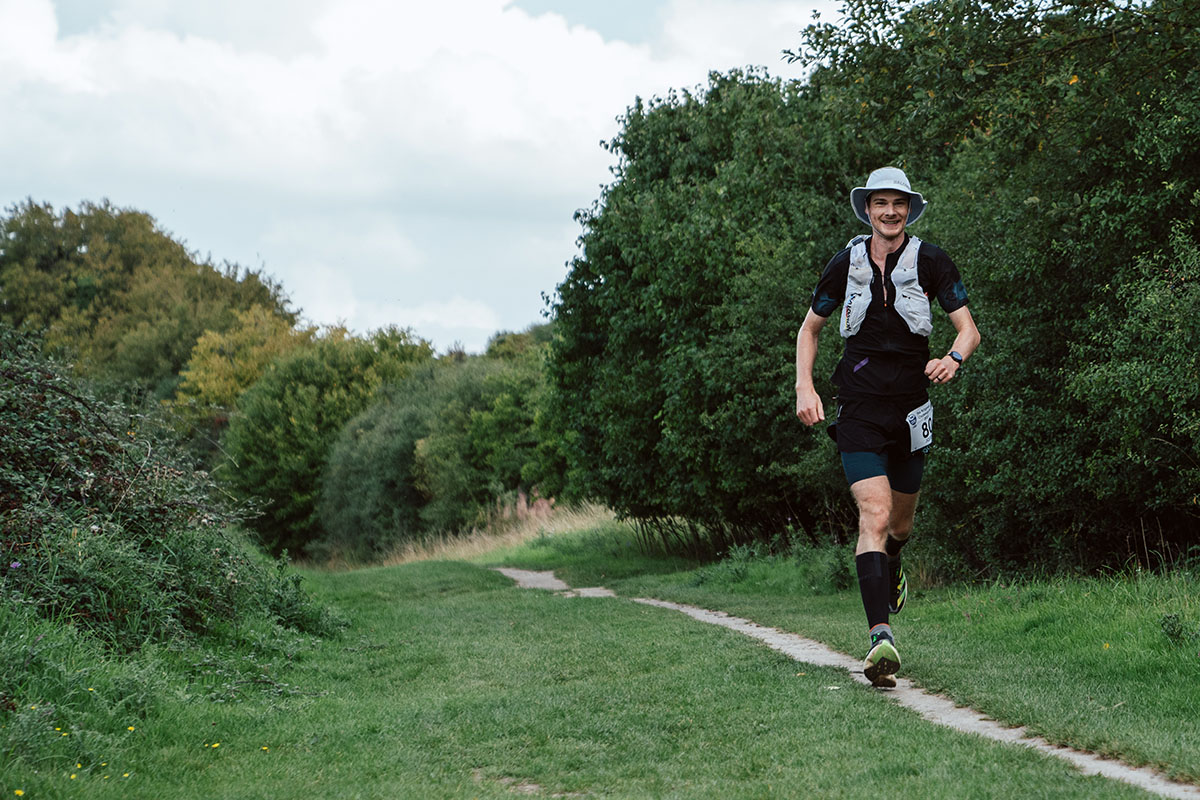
[839,235,933,338]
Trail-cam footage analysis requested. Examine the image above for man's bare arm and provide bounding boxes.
[795,309,829,425]
[924,306,981,384]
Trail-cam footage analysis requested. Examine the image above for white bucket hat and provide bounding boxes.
[850,167,926,226]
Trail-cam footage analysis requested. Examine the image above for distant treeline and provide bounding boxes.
[544,0,1200,573]
[0,200,555,563]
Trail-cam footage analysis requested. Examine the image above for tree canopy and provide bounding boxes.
[545,0,1200,570]
[0,200,293,399]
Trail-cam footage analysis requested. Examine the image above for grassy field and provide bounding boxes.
[486,522,1200,786]
[3,515,1195,798]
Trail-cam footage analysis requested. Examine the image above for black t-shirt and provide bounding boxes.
[809,234,969,398]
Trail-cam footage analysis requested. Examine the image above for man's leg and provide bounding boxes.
[886,489,919,613]
[849,474,901,686]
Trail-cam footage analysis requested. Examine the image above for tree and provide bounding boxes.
[0,200,293,398]
[545,70,863,552]
[220,327,433,555]
[545,0,1200,571]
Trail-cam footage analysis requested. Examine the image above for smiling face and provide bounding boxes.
[866,190,910,241]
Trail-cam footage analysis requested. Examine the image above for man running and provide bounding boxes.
[794,167,981,687]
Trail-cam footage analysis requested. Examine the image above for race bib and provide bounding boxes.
[906,400,934,452]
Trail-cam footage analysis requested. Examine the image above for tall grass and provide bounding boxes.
[378,502,616,567]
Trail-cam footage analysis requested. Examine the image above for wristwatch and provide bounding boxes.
[948,351,964,365]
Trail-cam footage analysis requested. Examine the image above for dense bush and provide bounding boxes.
[546,70,871,554]
[546,0,1200,572]
[220,326,434,555]
[318,334,548,560]
[0,324,340,650]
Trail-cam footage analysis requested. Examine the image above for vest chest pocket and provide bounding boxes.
[893,284,933,337]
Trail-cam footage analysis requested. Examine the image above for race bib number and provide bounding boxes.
[906,400,934,452]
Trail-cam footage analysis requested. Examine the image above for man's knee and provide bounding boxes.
[852,478,893,549]
[888,490,920,541]
[889,517,914,540]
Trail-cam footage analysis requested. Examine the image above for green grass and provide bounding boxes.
[0,553,1168,799]
[489,525,1200,785]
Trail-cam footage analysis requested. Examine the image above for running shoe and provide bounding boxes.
[864,634,901,687]
[889,561,908,615]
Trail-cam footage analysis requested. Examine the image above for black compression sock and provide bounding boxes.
[885,535,909,560]
[855,551,890,631]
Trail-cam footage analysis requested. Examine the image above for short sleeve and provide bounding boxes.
[810,249,850,318]
[921,243,969,313]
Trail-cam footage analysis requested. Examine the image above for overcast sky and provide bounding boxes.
[0,0,838,352]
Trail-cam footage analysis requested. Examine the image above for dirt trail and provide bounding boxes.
[495,568,1200,800]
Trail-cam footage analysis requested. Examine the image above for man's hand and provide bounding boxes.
[925,356,960,385]
[796,387,825,425]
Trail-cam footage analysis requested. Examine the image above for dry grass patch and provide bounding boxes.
[378,502,616,567]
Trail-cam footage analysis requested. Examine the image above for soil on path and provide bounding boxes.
[495,567,1200,800]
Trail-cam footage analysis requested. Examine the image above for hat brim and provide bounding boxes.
[851,187,926,226]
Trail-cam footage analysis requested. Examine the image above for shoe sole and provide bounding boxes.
[870,671,897,689]
[864,655,900,687]
[864,640,901,687]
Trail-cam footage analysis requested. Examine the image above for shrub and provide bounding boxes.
[0,324,337,650]
[317,350,548,560]
[220,326,433,555]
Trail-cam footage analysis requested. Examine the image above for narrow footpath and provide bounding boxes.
[494,567,1200,800]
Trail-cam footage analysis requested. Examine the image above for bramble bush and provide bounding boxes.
[0,324,341,649]
[0,323,343,768]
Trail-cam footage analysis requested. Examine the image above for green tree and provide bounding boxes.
[546,70,862,552]
[220,327,433,555]
[546,0,1200,571]
[319,345,551,560]
[787,0,1200,569]
[170,304,317,459]
[0,200,293,398]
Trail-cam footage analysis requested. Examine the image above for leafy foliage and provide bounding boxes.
[318,331,550,560]
[220,327,434,555]
[0,324,338,653]
[0,200,293,399]
[546,0,1200,571]
[546,70,864,553]
[169,304,318,464]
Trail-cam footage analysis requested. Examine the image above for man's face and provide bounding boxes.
[867,190,910,240]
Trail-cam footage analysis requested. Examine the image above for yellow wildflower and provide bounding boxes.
[1068,75,1080,85]
[127,726,136,731]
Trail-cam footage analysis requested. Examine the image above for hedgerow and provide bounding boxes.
[546,0,1200,572]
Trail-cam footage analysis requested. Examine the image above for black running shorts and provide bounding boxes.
[827,394,929,493]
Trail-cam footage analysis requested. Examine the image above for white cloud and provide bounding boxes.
[1,0,833,351]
